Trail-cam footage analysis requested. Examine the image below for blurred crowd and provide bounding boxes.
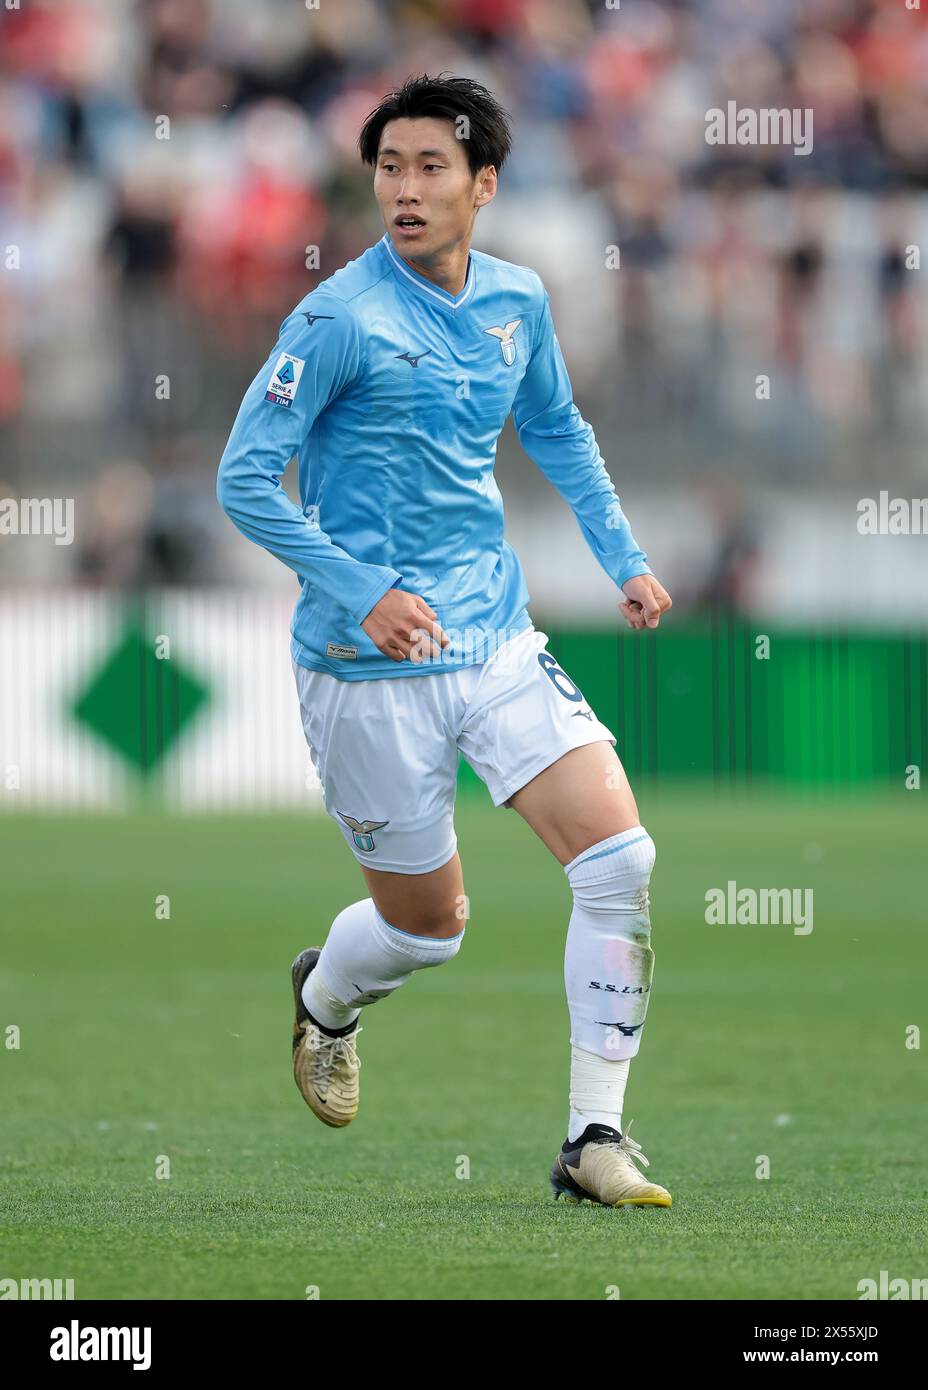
[1,0,927,595]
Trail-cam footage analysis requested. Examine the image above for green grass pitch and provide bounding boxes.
[2,788,925,1300]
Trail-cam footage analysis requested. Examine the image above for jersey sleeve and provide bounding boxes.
[512,288,652,590]
[217,295,402,624]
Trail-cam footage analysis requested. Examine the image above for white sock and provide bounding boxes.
[303,897,464,1030]
[302,969,361,1032]
[563,826,656,1061]
[568,1046,630,1141]
[562,827,656,1140]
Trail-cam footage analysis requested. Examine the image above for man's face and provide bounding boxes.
[373,116,496,261]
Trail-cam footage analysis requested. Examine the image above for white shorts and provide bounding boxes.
[292,627,616,874]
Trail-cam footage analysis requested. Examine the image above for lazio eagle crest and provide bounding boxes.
[338,811,389,852]
[483,318,522,367]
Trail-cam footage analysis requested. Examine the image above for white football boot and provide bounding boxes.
[291,948,362,1128]
[551,1120,672,1207]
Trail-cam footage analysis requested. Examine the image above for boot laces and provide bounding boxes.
[592,1118,650,1170]
[301,1022,362,1087]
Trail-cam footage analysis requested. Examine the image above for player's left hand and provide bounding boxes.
[620,574,672,631]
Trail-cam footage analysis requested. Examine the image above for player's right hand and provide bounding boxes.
[361,589,451,664]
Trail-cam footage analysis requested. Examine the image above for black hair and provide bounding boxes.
[358,73,512,177]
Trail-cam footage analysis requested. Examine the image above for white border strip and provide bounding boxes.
[381,235,475,311]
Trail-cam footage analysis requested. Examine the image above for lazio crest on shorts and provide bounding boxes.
[338,812,390,852]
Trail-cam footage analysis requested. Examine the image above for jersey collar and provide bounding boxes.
[380,234,476,314]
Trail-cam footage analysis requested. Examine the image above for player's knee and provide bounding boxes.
[375,897,466,941]
[566,827,655,937]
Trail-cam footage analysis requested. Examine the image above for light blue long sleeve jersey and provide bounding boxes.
[217,233,651,679]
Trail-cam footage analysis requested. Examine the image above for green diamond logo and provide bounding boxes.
[71,621,210,774]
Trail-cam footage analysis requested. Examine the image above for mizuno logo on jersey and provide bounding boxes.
[303,312,334,326]
[395,348,432,368]
[483,319,522,367]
